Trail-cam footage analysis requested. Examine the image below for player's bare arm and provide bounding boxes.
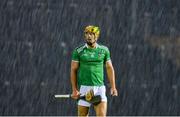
[70,61,80,99]
[106,60,118,96]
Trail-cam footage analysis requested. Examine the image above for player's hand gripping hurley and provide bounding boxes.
[54,89,101,105]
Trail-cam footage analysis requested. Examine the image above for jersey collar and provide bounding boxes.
[85,43,99,49]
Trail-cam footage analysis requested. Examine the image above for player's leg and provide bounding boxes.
[78,105,90,116]
[78,86,91,116]
[94,101,107,116]
[93,85,107,116]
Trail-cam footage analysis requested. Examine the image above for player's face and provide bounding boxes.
[84,32,97,45]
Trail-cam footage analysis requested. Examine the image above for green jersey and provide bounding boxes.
[72,43,111,87]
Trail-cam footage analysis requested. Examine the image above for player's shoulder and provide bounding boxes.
[74,44,86,53]
[98,44,109,51]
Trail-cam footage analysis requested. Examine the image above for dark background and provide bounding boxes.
[0,0,180,116]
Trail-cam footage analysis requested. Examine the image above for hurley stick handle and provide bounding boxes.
[54,94,71,98]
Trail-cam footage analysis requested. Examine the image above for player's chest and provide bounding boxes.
[79,49,105,62]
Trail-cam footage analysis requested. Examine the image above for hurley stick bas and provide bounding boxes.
[54,90,101,105]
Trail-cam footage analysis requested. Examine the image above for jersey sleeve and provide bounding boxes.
[104,48,111,62]
[72,49,79,62]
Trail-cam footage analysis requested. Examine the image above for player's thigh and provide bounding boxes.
[78,105,90,116]
[94,101,107,116]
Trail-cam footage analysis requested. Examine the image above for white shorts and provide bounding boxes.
[78,85,107,107]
